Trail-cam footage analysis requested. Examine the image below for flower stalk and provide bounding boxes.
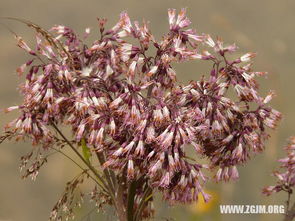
[263,137,295,221]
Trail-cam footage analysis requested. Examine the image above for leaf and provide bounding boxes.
[81,138,91,164]
[144,193,153,202]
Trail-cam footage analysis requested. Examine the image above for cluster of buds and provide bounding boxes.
[3,8,281,220]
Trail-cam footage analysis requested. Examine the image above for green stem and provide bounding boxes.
[127,181,138,221]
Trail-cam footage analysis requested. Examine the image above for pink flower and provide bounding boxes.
[2,8,281,220]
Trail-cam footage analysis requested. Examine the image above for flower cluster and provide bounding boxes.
[263,137,295,196]
[3,9,281,220]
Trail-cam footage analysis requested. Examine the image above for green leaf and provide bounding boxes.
[81,138,91,164]
[144,193,153,202]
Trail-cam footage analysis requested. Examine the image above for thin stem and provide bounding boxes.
[287,191,291,212]
[103,151,118,191]
[50,146,107,192]
[134,186,152,221]
[95,151,116,194]
[50,147,84,170]
[109,167,118,189]
[284,201,295,221]
[284,189,295,221]
[51,122,111,196]
[79,207,97,221]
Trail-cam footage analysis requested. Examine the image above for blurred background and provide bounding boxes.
[0,0,294,220]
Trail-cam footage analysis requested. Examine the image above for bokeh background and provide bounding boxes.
[0,0,294,220]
